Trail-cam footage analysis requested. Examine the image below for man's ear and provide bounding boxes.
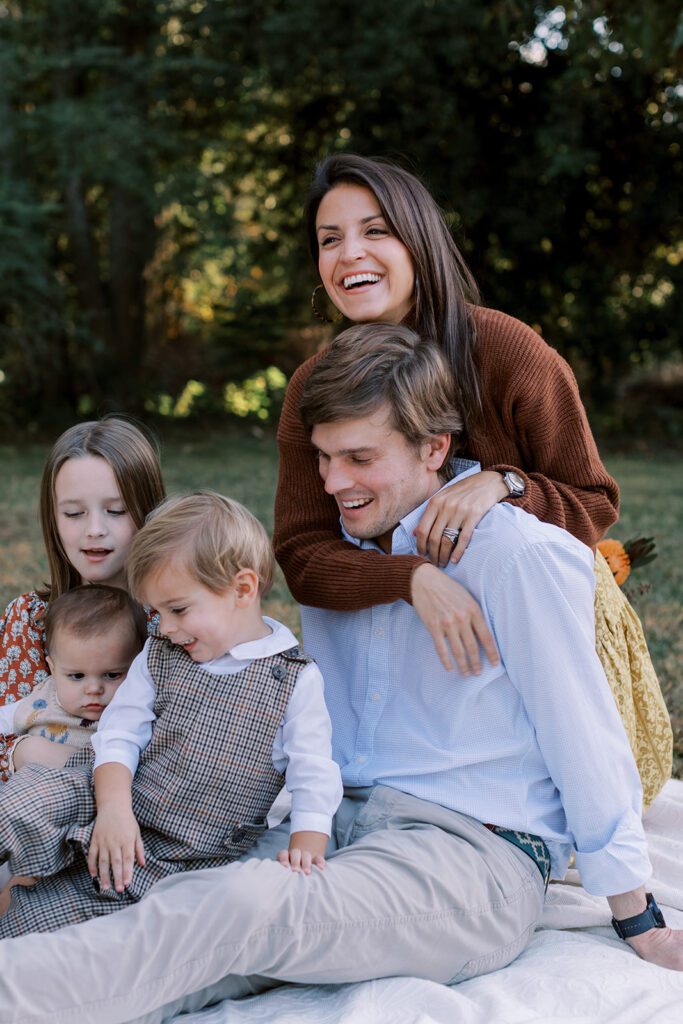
[423,433,451,472]
[233,568,261,607]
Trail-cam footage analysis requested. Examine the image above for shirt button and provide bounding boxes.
[356,755,366,764]
[371,693,381,702]
[373,627,385,638]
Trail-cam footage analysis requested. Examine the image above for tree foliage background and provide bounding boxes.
[0,0,681,431]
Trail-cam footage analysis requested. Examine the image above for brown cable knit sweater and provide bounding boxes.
[274,305,619,611]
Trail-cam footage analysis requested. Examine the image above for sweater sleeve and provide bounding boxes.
[273,355,426,610]
[0,592,50,696]
[274,312,620,612]
[474,311,619,547]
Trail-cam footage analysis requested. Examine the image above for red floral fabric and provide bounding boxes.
[0,592,49,781]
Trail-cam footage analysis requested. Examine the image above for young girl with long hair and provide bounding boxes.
[0,417,165,781]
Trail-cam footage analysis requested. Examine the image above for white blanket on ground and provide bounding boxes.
[179,779,683,1024]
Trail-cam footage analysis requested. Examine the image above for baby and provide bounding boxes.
[0,585,147,773]
[0,492,342,935]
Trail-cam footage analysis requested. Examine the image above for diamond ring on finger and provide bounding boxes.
[442,527,461,544]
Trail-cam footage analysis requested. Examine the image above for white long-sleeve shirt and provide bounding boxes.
[93,617,342,837]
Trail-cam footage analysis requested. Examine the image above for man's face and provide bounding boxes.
[311,403,447,552]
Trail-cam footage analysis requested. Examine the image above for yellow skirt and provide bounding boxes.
[594,550,673,809]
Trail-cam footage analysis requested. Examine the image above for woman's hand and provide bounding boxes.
[414,471,509,567]
[411,563,499,675]
[87,804,145,894]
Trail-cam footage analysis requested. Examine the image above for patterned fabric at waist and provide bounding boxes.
[485,824,551,890]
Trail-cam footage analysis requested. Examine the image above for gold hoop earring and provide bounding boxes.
[311,284,343,323]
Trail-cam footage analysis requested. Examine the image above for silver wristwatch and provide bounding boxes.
[500,470,525,498]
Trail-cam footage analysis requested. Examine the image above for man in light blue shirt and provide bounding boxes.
[301,391,644,896]
[0,325,679,1024]
[294,321,681,975]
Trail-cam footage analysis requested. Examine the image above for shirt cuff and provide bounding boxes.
[574,819,652,896]
[93,741,140,776]
[289,811,333,837]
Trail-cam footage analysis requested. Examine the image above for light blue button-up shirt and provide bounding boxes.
[301,461,651,896]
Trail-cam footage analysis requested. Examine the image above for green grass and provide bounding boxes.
[2,432,680,775]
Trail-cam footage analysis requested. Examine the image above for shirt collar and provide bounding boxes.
[206,617,298,666]
[340,458,481,556]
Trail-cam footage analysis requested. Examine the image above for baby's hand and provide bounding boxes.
[12,736,78,771]
[88,805,145,894]
[277,831,328,875]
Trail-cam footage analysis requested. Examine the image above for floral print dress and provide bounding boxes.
[0,592,50,781]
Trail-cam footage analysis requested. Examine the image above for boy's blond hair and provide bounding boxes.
[127,491,275,598]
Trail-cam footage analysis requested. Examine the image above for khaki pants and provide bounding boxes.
[0,786,545,1024]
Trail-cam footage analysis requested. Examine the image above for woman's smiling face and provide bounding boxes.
[316,183,415,325]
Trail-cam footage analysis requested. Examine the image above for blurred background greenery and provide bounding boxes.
[0,1,681,439]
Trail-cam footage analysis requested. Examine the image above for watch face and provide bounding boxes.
[505,472,525,496]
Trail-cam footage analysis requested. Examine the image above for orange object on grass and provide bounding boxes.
[597,539,631,586]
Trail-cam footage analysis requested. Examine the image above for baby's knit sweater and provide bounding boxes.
[11,677,95,749]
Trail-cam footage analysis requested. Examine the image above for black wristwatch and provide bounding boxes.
[500,470,525,499]
[611,892,666,939]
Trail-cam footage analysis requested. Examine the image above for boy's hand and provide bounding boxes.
[87,805,145,893]
[277,831,328,875]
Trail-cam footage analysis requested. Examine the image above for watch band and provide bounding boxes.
[611,892,666,939]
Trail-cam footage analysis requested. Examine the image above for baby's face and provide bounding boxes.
[47,625,139,721]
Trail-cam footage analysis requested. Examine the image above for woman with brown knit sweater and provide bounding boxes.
[273,153,671,807]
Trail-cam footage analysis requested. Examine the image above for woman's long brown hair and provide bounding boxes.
[304,153,482,434]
